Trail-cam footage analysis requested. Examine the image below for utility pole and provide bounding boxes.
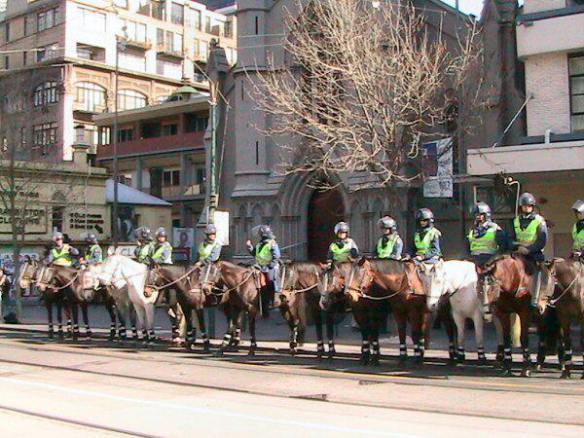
[207,82,218,226]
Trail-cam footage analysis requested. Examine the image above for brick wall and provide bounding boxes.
[525,52,571,136]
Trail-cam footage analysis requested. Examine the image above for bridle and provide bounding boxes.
[344,261,420,301]
[280,264,320,295]
[541,261,582,307]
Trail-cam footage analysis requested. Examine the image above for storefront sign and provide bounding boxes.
[0,207,48,234]
[69,211,105,231]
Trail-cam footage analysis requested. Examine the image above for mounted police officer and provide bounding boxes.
[570,199,584,260]
[509,192,548,306]
[197,224,222,265]
[47,232,79,267]
[246,224,282,305]
[151,227,173,265]
[134,227,154,264]
[467,202,506,266]
[327,222,359,265]
[374,216,403,260]
[410,208,442,264]
[82,233,102,266]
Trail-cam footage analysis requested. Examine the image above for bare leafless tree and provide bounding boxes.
[248,0,483,189]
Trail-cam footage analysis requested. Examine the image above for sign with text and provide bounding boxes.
[423,138,453,198]
[0,206,48,235]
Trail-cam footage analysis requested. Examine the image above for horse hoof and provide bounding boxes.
[47,332,54,340]
[478,357,487,366]
[560,370,571,379]
[317,352,323,361]
[535,364,543,372]
[185,342,193,352]
[501,368,513,377]
[214,350,224,357]
[496,354,504,363]
[370,357,380,367]
[289,349,297,357]
[327,354,334,363]
[203,341,211,354]
[248,350,256,357]
[521,369,531,378]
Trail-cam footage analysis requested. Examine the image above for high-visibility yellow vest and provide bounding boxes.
[376,235,398,259]
[51,244,73,267]
[152,242,173,264]
[513,215,544,246]
[198,241,215,261]
[414,228,441,256]
[572,223,584,252]
[468,224,499,255]
[137,243,153,263]
[85,244,102,262]
[329,238,355,262]
[255,240,275,266]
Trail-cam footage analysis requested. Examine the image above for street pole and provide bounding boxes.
[208,82,218,225]
[112,38,120,248]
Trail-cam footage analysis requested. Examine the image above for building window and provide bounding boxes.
[193,10,201,30]
[75,82,106,112]
[171,3,184,25]
[33,122,57,148]
[4,56,8,70]
[118,89,147,111]
[569,55,584,133]
[121,19,147,43]
[185,114,208,132]
[117,128,134,142]
[33,81,59,106]
[77,7,106,33]
[161,124,178,136]
[205,17,211,33]
[52,206,64,232]
[193,38,200,57]
[163,169,180,187]
[38,8,59,32]
[23,51,27,66]
[36,45,59,63]
[225,20,233,38]
[4,22,10,42]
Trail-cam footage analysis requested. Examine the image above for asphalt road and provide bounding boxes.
[0,328,582,437]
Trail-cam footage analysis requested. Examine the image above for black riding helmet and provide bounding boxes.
[415,208,434,223]
[519,192,537,207]
[472,202,492,220]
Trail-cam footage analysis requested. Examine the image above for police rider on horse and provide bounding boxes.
[467,202,506,267]
[374,216,403,260]
[327,222,359,265]
[246,225,282,305]
[47,232,79,267]
[151,227,173,265]
[134,227,154,264]
[410,208,442,264]
[509,192,548,306]
[81,233,102,266]
[196,224,222,283]
[571,200,584,261]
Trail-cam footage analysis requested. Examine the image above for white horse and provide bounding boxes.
[420,260,487,364]
[88,255,159,343]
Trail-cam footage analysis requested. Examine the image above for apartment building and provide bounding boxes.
[468,0,584,257]
[94,86,208,229]
[0,0,236,162]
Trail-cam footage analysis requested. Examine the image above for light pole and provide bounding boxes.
[207,81,218,225]
[112,27,127,247]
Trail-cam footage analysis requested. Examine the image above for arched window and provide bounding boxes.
[118,89,147,111]
[33,81,59,106]
[75,82,106,112]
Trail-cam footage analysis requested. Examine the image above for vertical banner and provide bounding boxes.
[214,211,230,246]
[423,137,454,198]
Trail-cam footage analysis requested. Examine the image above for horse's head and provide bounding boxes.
[318,262,346,310]
[537,259,560,315]
[199,263,219,295]
[90,255,125,289]
[417,261,446,312]
[475,261,500,318]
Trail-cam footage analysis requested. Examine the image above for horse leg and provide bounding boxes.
[326,309,336,361]
[46,300,54,339]
[370,308,381,367]
[248,311,257,356]
[81,303,92,339]
[413,309,429,364]
[495,309,513,376]
[217,307,238,356]
[145,303,156,345]
[473,308,486,365]
[64,302,72,338]
[558,321,572,379]
[56,300,64,340]
[314,308,324,360]
[184,304,196,351]
[440,303,456,362]
[195,307,210,353]
[395,310,408,364]
[289,320,299,356]
[519,307,532,377]
[105,299,117,341]
[494,315,505,363]
[452,310,466,364]
[70,302,80,341]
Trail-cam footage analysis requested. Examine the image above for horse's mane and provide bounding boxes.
[289,261,322,273]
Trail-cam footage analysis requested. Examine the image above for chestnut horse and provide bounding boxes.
[323,259,427,365]
[538,258,584,379]
[278,261,343,359]
[477,254,543,376]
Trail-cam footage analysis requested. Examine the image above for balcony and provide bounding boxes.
[126,39,153,51]
[467,140,584,176]
[156,44,184,60]
[517,9,584,59]
[96,131,205,160]
[161,183,205,199]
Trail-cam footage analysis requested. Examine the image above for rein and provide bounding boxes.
[41,270,80,291]
[345,263,417,301]
[146,265,201,291]
[548,263,582,306]
[280,264,320,295]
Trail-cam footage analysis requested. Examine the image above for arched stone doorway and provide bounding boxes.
[307,189,345,262]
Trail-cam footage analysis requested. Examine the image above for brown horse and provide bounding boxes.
[278,261,344,359]
[36,265,118,340]
[323,259,427,365]
[538,258,584,379]
[193,261,264,356]
[477,254,541,376]
[147,264,221,352]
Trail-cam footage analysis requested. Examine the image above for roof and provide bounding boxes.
[204,0,236,11]
[106,180,171,207]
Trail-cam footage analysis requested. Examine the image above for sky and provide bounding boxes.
[444,0,485,17]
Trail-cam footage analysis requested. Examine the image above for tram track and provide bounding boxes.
[0,335,583,427]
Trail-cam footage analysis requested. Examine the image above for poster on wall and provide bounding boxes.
[173,228,194,249]
[423,137,454,198]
